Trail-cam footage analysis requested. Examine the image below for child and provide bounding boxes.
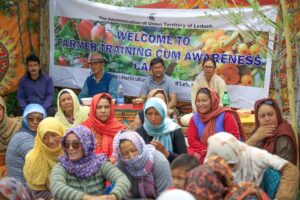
[170,154,199,189]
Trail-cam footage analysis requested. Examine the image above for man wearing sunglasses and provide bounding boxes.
[78,52,118,100]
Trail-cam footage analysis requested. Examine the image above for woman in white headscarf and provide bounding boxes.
[205,132,299,200]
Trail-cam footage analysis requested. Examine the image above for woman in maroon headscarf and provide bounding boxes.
[187,87,244,164]
[246,98,298,165]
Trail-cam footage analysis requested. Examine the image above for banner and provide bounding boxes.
[49,0,277,109]
[0,1,39,96]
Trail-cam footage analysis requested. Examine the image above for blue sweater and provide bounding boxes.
[17,72,54,110]
[6,128,35,184]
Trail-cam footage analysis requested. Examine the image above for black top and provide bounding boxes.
[136,126,187,163]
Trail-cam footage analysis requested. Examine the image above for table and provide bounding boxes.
[240,114,256,139]
[114,104,143,125]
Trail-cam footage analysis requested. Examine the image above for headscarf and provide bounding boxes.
[55,89,90,130]
[147,89,176,118]
[113,130,157,199]
[157,189,195,200]
[82,93,126,156]
[205,132,287,185]
[0,177,33,200]
[23,117,65,190]
[254,98,298,165]
[0,97,21,165]
[185,156,234,200]
[21,103,47,130]
[143,97,180,152]
[59,125,107,179]
[195,87,245,144]
[225,181,270,200]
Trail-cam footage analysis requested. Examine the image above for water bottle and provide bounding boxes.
[222,91,231,107]
[117,84,125,105]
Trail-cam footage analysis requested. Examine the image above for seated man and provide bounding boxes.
[17,54,56,116]
[191,57,226,111]
[78,52,117,100]
[139,57,177,109]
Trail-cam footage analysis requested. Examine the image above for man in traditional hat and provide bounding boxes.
[78,52,117,99]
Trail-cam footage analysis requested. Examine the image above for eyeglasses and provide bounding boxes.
[63,141,80,149]
[27,116,43,123]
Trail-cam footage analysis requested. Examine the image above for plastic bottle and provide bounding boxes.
[222,91,231,107]
[117,84,125,105]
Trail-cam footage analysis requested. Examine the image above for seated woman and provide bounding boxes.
[206,132,299,200]
[130,89,178,130]
[246,98,298,165]
[113,130,172,199]
[6,103,46,184]
[0,177,34,200]
[185,155,269,200]
[50,125,130,200]
[187,87,244,164]
[24,117,65,200]
[0,97,21,177]
[136,97,186,163]
[55,89,90,130]
[82,93,126,157]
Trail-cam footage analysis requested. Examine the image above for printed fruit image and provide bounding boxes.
[91,23,106,42]
[241,74,254,86]
[73,57,88,68]
[57,56,69,66]
[77,19,93,41]
[59,17,68,27]
[249,44,260,56]
[104,31,114,45]
[237,43,249,55]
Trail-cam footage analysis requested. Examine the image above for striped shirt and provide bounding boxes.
[6,128,35,184]
[50,161,131,200]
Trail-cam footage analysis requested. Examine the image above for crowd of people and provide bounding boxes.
[0,53,299,200]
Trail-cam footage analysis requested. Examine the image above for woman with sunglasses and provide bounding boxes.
[6,103,46,185]
[82,93,126,158]
[246,98,298,165]
[50,125,130,200]
[130,89,178,130]
[0,97,21,177]
[55,89,90,130]
[113,130,172,199]
[23,117,65,200]
[205,132,299,200]
[187,88,244,164]
[136,97,186,163]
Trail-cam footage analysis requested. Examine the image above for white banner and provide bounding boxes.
[49,0,277,109]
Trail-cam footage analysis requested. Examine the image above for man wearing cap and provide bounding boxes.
[78,52,117,99]
[139,57,177,109]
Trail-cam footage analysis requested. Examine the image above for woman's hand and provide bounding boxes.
[150,140,169,158]
[247,125,275,146]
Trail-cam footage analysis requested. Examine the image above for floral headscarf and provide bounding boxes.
[185,156,233,200]
[113,130,156,198]
[0,177,33,200]
[59,125,107,179]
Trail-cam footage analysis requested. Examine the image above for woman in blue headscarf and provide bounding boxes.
[5,103,47,184]
[136,97,187,162]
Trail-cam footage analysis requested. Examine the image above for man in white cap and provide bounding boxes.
[78,52,117,99]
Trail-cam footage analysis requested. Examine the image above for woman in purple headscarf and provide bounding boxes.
[113,130,172,199]
[50,125,130,200]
